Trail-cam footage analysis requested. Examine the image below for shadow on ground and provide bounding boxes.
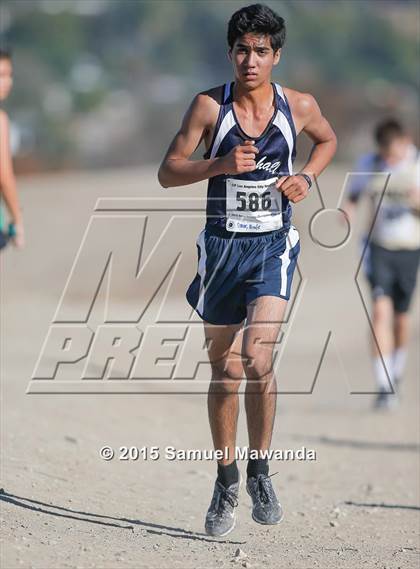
[0,488,245,545]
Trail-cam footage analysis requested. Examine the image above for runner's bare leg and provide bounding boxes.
[205,321,245,465]
[393,310,410,349]
[371,296,394,357]
[242,296,287,452]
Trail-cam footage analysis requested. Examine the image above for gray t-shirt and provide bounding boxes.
[347,145,420,250]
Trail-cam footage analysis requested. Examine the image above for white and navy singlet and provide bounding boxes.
[204,81,297,237]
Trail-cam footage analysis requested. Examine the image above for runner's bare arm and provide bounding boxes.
[0,110,24,245]
[158,94,224,188]
[276,91,337,203]
[0,111,21,221]
[341,198,357,225]
[158,94,258,188]
[298,94,337,180]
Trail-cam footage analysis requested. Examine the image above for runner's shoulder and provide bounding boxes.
[190,85,224,127]
[283,87,320,119]
[197,84,224,106]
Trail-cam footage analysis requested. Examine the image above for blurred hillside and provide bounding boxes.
[0,0,418,172]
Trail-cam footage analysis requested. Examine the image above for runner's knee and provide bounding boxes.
[210,358,244,382]
[243,352,274,381]
[373,296,393,323]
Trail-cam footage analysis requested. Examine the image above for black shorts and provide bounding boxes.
[364,242,420,312]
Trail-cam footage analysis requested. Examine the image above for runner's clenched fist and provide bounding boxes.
[276,174,311,203]
[220,140,259,175]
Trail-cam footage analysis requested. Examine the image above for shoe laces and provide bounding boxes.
[215,481,239,511]
[255,472,278,504]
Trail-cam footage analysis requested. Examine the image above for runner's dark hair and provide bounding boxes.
[0,48,12,60]
[375,118,405,148]
[227,4,286,52]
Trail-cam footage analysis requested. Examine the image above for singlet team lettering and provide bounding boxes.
[255,155,282,175]
[204,82,297,234]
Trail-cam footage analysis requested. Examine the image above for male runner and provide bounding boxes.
[158,4,336,536]
[343,119,419,410]
[0,48,24,250]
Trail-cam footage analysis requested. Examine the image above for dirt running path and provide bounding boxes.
[1,167,419,568]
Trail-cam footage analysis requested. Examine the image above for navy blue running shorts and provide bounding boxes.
[186,225,301,325]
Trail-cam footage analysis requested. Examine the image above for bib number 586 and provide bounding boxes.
[236,191,271,212]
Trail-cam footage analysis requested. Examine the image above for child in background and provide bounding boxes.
[0,48,24,250]
[343,119,420,409]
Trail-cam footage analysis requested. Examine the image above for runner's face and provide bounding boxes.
[381,136,411,165]
[229,34,280,87]
[0,58,13,101]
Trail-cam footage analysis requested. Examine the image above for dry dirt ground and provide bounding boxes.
[1,166,419,568]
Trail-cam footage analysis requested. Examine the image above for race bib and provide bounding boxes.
[225,177,283,232]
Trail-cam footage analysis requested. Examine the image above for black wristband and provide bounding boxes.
[297,173,312,190]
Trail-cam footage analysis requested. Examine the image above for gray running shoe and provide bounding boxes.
[205,476,241,537]
[246,473,283,525]
[373,390,398,410]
